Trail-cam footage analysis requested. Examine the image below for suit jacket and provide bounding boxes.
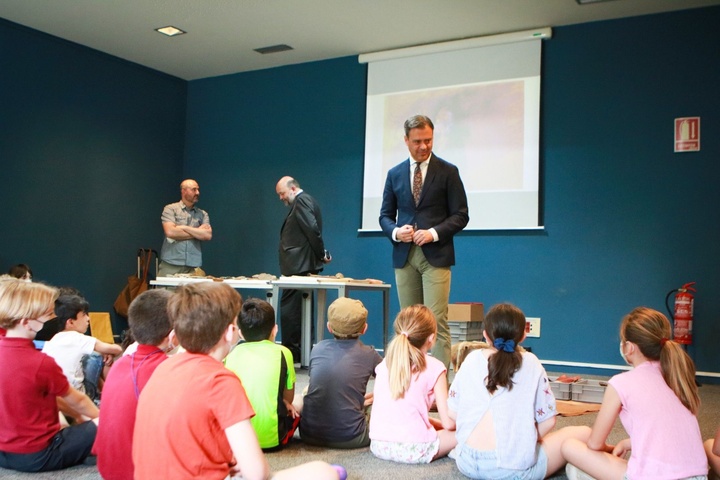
[279,192,326,276]
[379,154,469,268]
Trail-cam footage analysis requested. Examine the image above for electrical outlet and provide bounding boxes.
[525,317,541,338]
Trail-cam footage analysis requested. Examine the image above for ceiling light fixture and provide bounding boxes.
[254,44,294,55]
[155,26,186,37]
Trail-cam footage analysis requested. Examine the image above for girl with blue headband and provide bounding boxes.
[448,303,587,479]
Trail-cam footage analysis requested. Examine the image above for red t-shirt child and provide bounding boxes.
[94,345,168,480]
[132,353,255,479]
[0,337,70,454]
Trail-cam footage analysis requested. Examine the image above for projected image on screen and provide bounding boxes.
[360,40,543,231]
[381,81,525,191]
[362,78,540,231]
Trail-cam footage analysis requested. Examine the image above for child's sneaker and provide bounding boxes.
[565,463,596,480]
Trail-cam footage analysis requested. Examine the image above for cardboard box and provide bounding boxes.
[448,303,484,322]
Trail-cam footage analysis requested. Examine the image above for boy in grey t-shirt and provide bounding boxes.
[299,297,382,448]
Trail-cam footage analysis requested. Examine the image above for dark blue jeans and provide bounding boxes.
[0,421,96,472]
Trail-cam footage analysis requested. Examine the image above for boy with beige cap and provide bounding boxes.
[299,297,382,448]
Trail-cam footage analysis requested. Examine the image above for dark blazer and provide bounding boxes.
[279,192,326,276]
[379,154,469,268]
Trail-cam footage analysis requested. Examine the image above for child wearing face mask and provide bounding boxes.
[562,307,707,480]
[0,279,99,472]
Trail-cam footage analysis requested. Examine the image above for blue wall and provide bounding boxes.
[1,19,187,334]
[3,6,718,375]
[185,7,720,375]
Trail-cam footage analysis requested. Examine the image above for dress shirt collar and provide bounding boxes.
[410,155,431,171]
[409,155,431,182]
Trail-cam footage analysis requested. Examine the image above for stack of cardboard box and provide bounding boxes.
[447,302,484,343]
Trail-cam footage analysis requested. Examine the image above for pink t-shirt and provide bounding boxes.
[369,355,446,443]
[609,361,707,480]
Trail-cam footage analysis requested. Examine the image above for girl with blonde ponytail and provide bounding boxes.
[562,307,707,480]
[369,305,456,463]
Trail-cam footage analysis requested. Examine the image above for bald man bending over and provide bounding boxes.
[276,177,330,363]
[159,179,212,276]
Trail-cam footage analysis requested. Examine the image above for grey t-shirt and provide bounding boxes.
[300,338,382,442]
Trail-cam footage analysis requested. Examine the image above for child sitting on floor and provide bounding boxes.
[42,294,122,403]
[0,279,98,472]
[561,307,707,480]
[299,297,383,448]
[224,298,299,451]
[369,304,456,464]
[132,282,344,480]
[94,289,175,480]
[448,303,586,479]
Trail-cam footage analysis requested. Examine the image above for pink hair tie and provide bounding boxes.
[400,331,409,338]
[660,338,669,347]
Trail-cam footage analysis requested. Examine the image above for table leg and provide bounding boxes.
[316,289,327,344]
[267,287,278,324]
[301,291,312,367]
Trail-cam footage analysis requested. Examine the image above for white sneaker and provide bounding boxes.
[565,463,597,480]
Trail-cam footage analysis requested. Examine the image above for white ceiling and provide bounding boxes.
[1,0,719,81]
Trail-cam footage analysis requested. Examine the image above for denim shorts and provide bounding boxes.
[454,442,548,480]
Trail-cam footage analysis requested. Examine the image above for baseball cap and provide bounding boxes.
[328,297,367,338]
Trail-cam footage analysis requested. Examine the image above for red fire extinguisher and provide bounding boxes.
[665,282,696,345]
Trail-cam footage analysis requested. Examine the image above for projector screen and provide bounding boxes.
[360,39,543,231]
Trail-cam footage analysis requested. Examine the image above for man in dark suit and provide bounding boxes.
[276,176,331,362]
[379,115,469,368]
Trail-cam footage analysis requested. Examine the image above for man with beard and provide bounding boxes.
[276,176,330,363]
[159,179,212,276]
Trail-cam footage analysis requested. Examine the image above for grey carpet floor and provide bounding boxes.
[2,370,718,480]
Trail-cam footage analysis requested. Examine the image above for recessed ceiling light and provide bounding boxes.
[155,26,186,37]
[576,0,619,4]
[254,44,294,55]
